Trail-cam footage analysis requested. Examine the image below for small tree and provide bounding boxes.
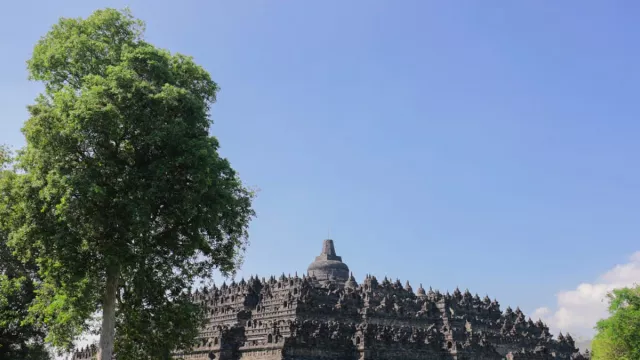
[7,8,254,359]
[591,285,640,360]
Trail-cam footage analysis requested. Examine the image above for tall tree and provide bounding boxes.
[0,147,51,360]
[591,285,640,360]
[7,8,254,359]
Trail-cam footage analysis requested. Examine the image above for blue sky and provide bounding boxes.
[1,0,639,338]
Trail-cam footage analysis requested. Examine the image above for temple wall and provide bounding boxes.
[239,349,284,360]
[283,347,357,360]
[75,240,588,360]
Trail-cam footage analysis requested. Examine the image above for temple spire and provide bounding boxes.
[321,239,337,257]
[307,238,349,283]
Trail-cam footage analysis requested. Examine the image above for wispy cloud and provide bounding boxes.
[532,251,640,342]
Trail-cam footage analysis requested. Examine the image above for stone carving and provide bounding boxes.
[74,239,590,360]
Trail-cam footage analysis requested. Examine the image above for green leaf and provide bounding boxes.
[591,285,640,360]
[4,7,255,359]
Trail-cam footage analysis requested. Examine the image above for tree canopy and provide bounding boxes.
[2,8,255,359]
[0,147,51,360]
[591,285,640,360]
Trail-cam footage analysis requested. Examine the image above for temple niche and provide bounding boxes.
[74,239,591,360]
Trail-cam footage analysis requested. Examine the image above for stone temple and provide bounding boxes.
[73,239,590,360]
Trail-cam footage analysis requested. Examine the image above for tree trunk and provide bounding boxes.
[97,266,119,360]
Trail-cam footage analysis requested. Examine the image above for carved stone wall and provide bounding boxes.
[171,271,587,360]
[73,239,590,360]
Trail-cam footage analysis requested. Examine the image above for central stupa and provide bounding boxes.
[306,239,350,284]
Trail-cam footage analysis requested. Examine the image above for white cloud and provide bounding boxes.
[532,251,640,340]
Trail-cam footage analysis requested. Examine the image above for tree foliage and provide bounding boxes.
[0,147,51,360]
[4,8,255,359]
[591,285,640,360]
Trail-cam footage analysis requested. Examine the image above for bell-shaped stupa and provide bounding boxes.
[307,239,350,284]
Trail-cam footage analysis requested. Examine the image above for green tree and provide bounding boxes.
[0,146,51,360]
[591,285,640,360]
[5,8,254,360]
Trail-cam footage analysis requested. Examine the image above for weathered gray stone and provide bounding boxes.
[307,239,350,285]
[74,239,591,360]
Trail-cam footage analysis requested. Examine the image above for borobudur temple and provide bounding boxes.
[73,239,590,360]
